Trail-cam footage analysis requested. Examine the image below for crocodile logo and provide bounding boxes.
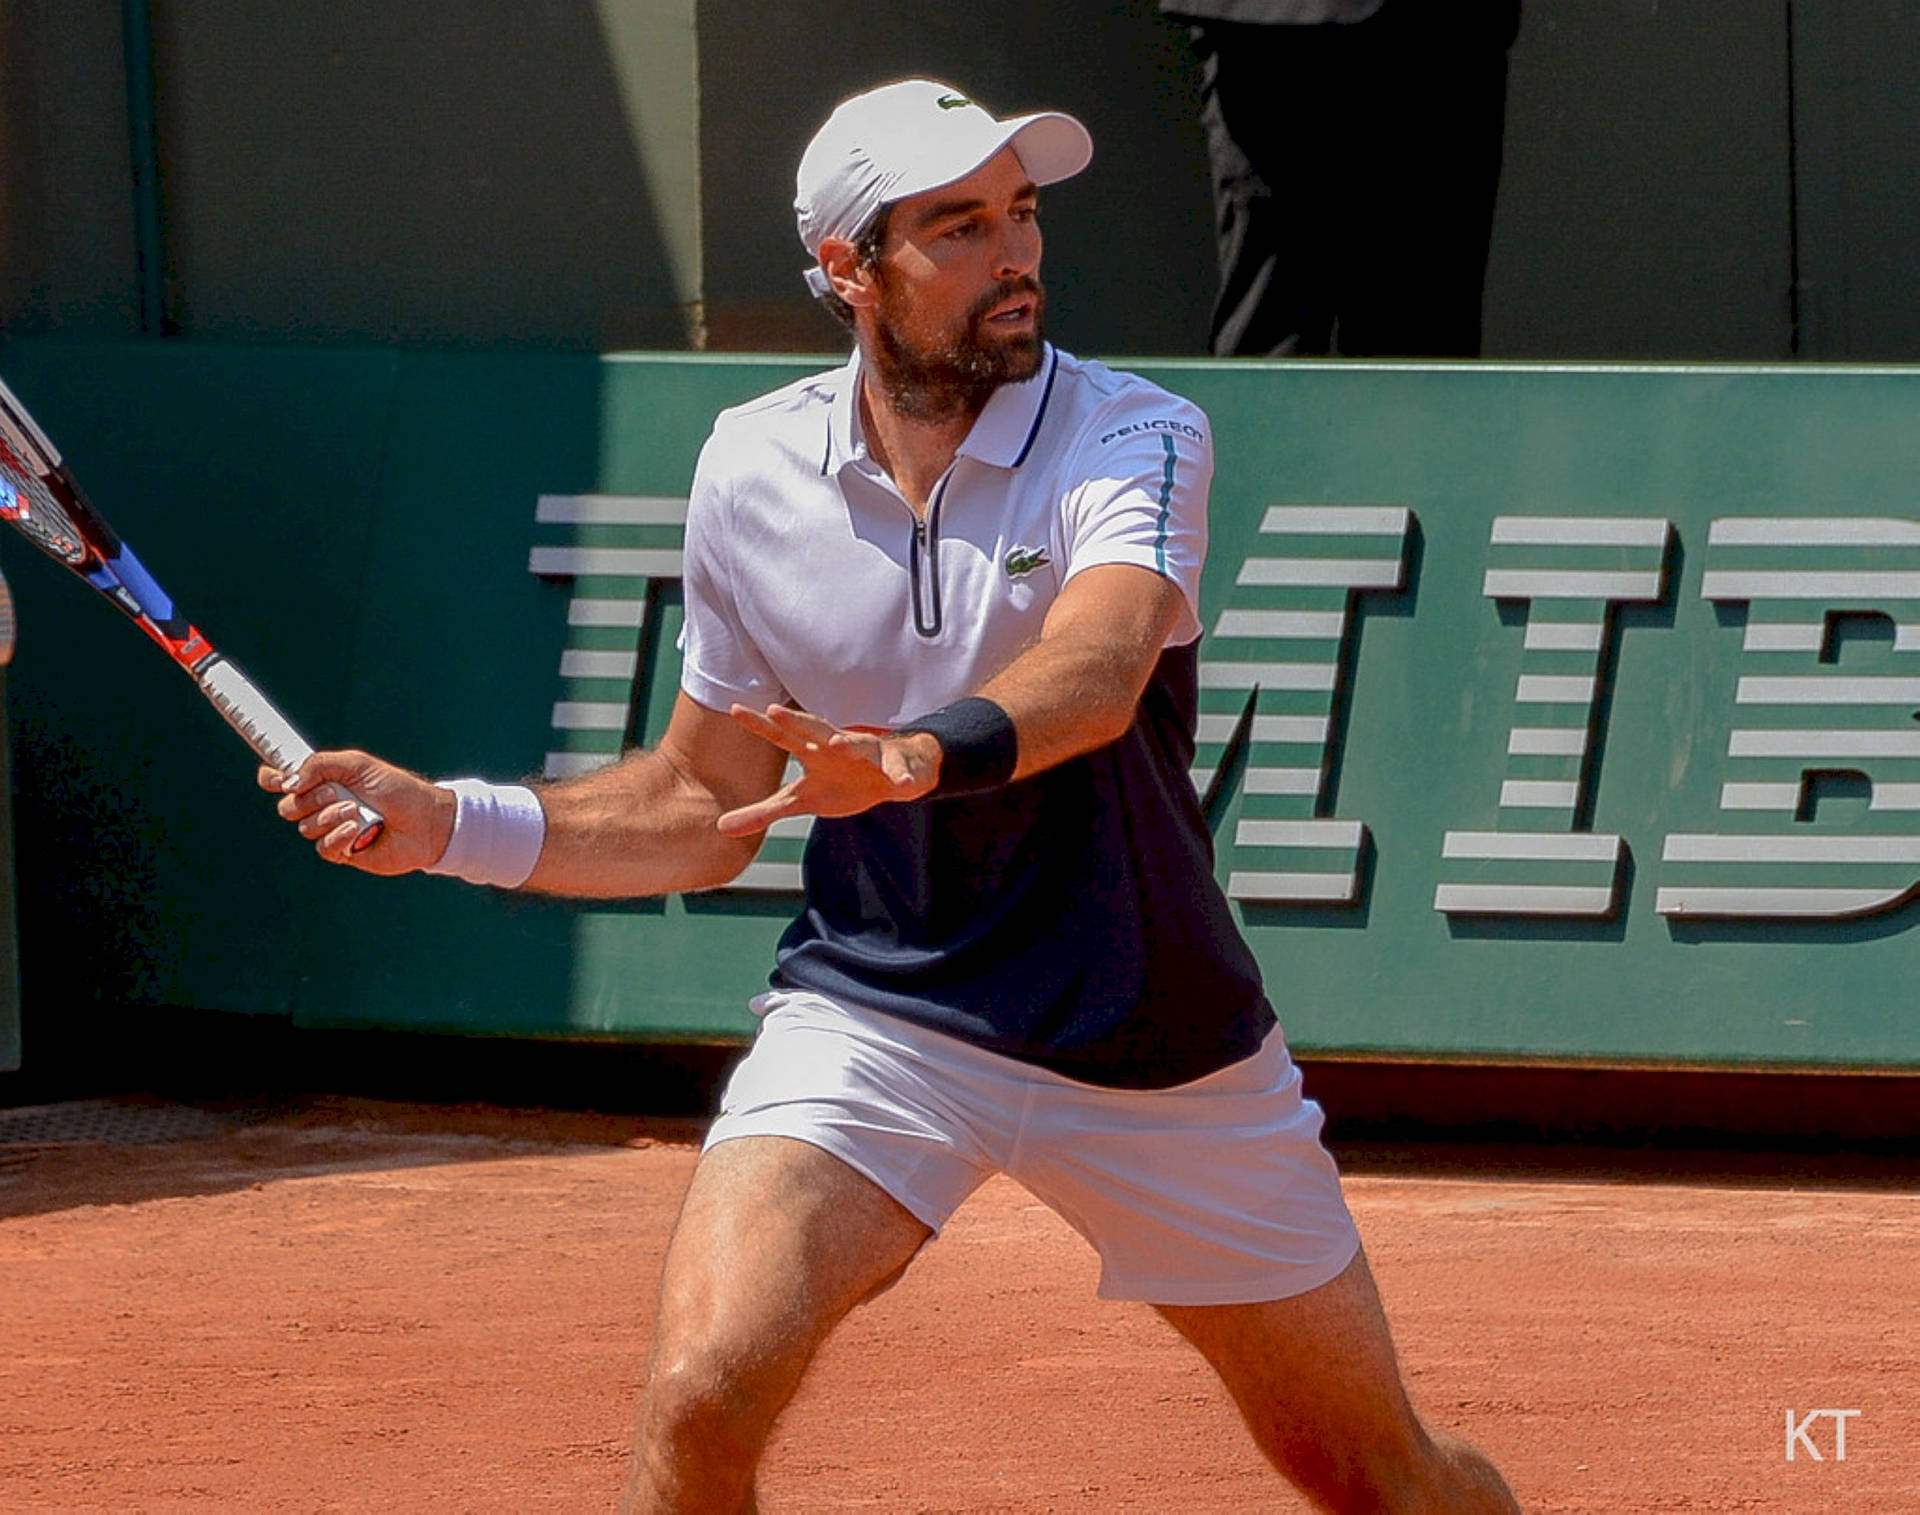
[1004,544,1051,578]
[936,94,972,111]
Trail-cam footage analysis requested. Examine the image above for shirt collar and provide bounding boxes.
[956,343,1058,468]
[824,347,866,475]
[824,342,1059,477]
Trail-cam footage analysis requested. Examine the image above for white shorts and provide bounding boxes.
[704,990,1361,1306]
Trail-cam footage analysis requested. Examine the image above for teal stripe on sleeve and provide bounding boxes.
[1155,434,1177,573]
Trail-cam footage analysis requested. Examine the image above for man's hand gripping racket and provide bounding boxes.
[0,373,384,852]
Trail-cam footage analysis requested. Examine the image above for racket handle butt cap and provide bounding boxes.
[348,807,385,852]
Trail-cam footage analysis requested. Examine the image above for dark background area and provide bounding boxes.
[2,1,1917,359]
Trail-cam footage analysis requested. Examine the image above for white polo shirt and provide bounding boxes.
[679,343,1208,729]
[677,342,1274,1090]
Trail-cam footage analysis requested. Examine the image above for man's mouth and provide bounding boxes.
[971,278,1043,335]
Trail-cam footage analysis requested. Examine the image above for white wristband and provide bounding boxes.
[425,779,546,889]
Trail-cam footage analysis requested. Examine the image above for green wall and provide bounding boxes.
[3,338,1919,1071]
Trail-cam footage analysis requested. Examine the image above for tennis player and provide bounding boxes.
[272,78,1518,1515]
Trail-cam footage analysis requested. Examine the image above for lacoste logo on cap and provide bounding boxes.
[1004,545,1051,578]
[936,94,971,111]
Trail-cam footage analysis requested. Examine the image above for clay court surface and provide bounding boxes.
[0,1096,1913,1513]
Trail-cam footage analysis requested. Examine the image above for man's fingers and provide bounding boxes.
[314,814,373,864]
[272,750,374,803]
[294,788,363,840]
[729,703,837,756]
[281,780,344,824]
[263,763,317,801]
[716,787,799,838]
[719,707,906,831]
[728,703,805,753]
[763,704,836,741]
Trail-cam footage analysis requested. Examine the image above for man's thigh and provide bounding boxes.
[649,1134,935,1378]
[1155,1248,1430,1485]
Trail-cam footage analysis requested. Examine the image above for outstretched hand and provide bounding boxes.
[261,751,455,874]
[717,704,941,836]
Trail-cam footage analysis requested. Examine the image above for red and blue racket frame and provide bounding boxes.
[0,374,382,850]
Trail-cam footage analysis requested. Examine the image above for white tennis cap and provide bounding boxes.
[795,79,1093,296]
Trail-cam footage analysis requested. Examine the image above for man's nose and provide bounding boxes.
[993,217,1041,280]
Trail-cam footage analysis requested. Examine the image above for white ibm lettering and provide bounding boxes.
[528,493,688,779]
[526,497,1920,924]
[1200,505,1414,907]
[1434,516,1671,917]
[1658,518,1920,919]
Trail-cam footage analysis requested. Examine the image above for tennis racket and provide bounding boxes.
[0,373,383,850]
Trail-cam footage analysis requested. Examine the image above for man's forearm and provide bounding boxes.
[970,629,1150,782]
[520,746,763,898]
[963,564,1186,784]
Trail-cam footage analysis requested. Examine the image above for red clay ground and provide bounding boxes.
[1,1097,1914,1512]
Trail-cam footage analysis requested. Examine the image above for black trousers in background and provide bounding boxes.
[1189,7,1518,358]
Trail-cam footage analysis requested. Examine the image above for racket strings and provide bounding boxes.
[0,442,88,565]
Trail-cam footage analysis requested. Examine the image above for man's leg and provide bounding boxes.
[620,1135,934,1515]
[1155,1248,1520,1514]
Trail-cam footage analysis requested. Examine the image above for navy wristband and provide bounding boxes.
[898,696,1018,798]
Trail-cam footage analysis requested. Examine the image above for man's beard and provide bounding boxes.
[869,276,1046,424]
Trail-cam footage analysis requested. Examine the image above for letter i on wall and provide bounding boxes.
[1434,516,1673,918]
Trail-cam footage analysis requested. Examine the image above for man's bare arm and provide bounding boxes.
[975,561,1186,780]
[716,563,1185,835]
[269,692,788,896]
[524,694,787,894]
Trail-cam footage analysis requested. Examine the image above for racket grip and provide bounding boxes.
[197,655,385,852]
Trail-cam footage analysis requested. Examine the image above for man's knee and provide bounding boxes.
[641,1338,788,1458]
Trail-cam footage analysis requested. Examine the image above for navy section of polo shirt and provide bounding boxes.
[771,639,1276,1090]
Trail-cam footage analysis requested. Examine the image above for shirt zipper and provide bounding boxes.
[908,470,953,639]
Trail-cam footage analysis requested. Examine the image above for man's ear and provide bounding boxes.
[819,237,878,310]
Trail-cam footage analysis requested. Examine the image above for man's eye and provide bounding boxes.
[945,222,978,240]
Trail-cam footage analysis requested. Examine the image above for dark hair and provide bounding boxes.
[816,207,894,329]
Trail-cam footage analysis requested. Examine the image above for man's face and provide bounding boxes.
[862,148,1046,422]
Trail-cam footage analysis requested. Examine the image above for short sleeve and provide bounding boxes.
[1058,396,1211,646]
[677,431,789,713]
